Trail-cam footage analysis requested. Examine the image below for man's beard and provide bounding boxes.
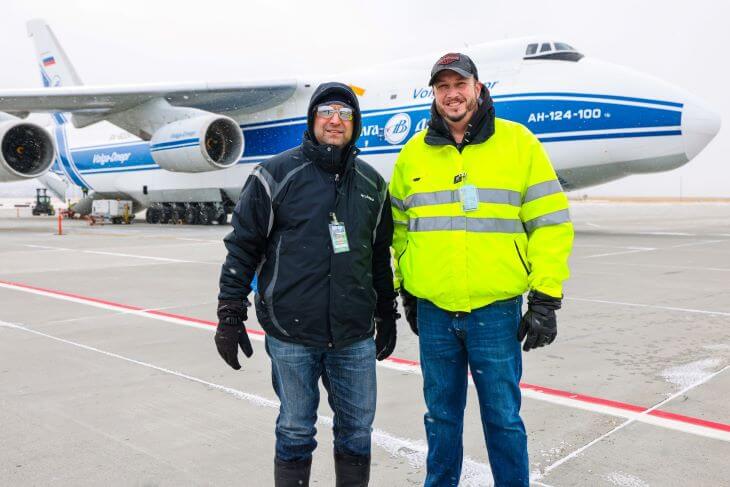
[439,96,478,123]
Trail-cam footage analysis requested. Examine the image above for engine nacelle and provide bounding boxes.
[0,119,56,182]
[149,115,244,173]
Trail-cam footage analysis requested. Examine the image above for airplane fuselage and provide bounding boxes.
[46,40,717,209]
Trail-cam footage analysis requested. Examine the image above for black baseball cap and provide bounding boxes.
[428,52,479,86]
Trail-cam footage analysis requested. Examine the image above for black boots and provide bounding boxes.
[274,457,312,487]
[274,452,370,486]
[334,451,371,487]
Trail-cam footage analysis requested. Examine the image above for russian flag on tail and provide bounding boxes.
[42,56,56,67]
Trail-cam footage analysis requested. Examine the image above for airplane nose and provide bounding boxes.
[682,97,721,160]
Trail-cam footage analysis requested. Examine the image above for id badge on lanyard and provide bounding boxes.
[329,213,350,254]
[459,184,479,212]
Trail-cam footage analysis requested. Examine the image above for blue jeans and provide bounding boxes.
[265,335,377,462]
[418,297,528,487]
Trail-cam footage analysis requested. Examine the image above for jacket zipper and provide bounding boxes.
[326,171,341,348]
[514,240,530,275]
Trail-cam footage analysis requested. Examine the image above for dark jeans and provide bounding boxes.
[418,297,528,487]
[265,335,377,462]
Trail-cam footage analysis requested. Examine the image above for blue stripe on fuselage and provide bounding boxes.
[55,125,89,188]
[69,95,683,175]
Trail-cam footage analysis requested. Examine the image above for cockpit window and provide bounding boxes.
[524,40,584,62]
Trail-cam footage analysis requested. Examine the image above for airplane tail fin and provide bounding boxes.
[27,18,83,88]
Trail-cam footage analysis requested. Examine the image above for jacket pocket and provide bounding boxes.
[513,240,530,275]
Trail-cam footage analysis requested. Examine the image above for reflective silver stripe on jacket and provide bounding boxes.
[252,162,313,237]
[252,165,276,236]
[355,166,378,190]
[398,188,521,210]
[523,208,571,233]
[523,179,563,203]
[408,216,524,233]
[390,195,406,212]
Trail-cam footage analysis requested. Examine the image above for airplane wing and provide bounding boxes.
[0,80,298,118]
[12,19,299,140]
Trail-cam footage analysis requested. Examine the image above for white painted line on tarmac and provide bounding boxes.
[23,244,72,251]
[573,244,655,250]
[567,296,730,317]
[582,248,656,259]
[537,364,730,479]
[0,320,493,487]
[23,244,219,265]
[637,232,696,236]
[1,279,729,443]
[176,238,222,243]
[668,239,725,249]
[586,261,730,273]
[81,250,217,265]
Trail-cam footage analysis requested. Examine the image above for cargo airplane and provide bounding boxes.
[0,20,721,223]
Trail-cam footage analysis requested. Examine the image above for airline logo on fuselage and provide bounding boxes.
[384,113,411,145]
[92,152,132,165]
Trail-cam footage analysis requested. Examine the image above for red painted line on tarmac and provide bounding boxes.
[386,356,420,366]
[519,382,646,413]
[2,278,728,435]
[0,279,142,311]
[648,409,730,432]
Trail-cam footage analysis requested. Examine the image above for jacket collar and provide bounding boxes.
[302,131,359,176]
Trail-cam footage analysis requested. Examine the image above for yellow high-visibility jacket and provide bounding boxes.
[390,118,573,312]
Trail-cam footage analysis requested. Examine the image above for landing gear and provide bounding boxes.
[170,203,185,224]
[184,203,199,225]
[198,203,217,225]
[144,201,230,225]
[145,204,161,224]
[159,204,172,224]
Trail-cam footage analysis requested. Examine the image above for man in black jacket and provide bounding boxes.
[215,82,398,487]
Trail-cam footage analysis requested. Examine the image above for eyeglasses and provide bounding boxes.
[316,105,354,121]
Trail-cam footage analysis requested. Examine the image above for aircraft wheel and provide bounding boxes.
[198,205,210,225]
[171,205,184,224]
[204,205,217,225]
[147,206,161,224]
[159,205,172,224]
[184,204,198,225]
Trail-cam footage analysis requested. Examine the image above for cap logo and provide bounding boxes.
[437,53,460,65]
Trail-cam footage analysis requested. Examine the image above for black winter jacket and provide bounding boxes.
[218,82,395,349]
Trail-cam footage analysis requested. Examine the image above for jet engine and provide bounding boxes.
[0,117,56,182]
[149,115,244,173]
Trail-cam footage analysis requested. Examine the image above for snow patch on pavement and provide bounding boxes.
[605,471,649,487]
[661,358,722,390]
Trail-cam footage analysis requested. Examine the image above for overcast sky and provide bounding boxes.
[1,0,728,197]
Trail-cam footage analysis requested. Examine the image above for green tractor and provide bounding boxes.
[32,188,55,216]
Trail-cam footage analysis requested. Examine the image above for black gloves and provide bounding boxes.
[374,300,399,361]
[215,299,253,369]
[399,288,418,336]
[517,290,561,352]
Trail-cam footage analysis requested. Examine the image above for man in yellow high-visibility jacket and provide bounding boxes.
[390,53,573,486]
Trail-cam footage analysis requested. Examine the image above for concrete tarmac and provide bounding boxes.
[1,202,729,486]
